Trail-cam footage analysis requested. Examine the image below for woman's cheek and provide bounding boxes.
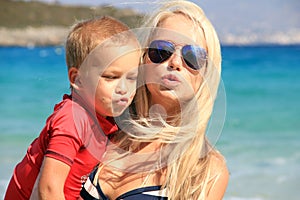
[144,64,161,85]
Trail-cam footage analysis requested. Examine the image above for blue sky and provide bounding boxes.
[38,0,300,44]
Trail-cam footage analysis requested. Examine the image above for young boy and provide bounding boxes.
[4,16,141,200]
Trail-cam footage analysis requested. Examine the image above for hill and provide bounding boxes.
[0,0,144,46]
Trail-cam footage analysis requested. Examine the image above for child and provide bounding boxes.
[4,16,141,200]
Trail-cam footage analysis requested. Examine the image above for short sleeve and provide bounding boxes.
[45,101,88,166]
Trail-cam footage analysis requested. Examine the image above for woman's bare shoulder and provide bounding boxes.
[206,151,229,200]
[210,151,228,174]
[192,150,229,199]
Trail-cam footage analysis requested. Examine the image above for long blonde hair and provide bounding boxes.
[135,1,223,199]
[101,1,224,199]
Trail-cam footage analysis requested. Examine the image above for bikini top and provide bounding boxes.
[80,167,168,200]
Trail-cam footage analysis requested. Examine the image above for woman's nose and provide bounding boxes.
[168,49,183,71]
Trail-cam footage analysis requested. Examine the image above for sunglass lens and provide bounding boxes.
[148,40,174,63]
[182,45,207,70]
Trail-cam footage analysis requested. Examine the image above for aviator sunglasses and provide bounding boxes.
[148,40,207,70]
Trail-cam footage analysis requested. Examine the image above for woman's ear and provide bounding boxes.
[68,67,81,90]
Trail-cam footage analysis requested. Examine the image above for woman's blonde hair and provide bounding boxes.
[134,1,223,199]
[101,1,225,199]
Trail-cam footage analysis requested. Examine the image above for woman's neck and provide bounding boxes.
[149,97,181,120]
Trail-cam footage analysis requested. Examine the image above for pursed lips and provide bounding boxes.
[113,97,129,106]
[161,74,181,88]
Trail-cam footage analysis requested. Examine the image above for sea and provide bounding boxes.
[0,45,299,199]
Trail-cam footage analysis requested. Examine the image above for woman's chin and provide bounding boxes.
[159,88,194,103]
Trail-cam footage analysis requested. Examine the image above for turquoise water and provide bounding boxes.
[221,45,300,200]
[1,45,300,199]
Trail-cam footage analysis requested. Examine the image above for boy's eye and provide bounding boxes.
[127,76,137,81]
[102,75,119,79]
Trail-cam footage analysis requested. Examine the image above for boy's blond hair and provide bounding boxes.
[65,16,131,70]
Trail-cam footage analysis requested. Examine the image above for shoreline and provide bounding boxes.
[0,26,68,47]
[1,26,300,47]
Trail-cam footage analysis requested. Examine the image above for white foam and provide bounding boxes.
[271,157,287,165]
[225,197,265,200]
[0,179,9,199]
[276,175,287,183]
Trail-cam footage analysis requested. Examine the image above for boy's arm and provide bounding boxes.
[37,157,71,200]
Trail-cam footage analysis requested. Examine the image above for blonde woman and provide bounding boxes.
[80,1,229,199]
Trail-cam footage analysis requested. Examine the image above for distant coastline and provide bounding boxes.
[0,26,68,47]
[1,26,300,47]
[1,1,299,47]
[0,0,143,47]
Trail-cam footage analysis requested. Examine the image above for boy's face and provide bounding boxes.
[78,44,140,117]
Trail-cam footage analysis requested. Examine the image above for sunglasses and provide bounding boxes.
[147,40,207,70]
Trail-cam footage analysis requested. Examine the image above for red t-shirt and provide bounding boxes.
[4,93,118,200]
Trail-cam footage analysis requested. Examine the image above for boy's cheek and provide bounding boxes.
[98,78,117,88]
[129,92,136,102]
[128,81,138,93]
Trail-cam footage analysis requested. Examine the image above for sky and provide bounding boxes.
[37,0,300,44]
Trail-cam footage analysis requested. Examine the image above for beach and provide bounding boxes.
[0,27,68,46]
[1,45,300,199]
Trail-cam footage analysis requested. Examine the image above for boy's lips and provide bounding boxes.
[161,74,181,88]
[114,97,129,106]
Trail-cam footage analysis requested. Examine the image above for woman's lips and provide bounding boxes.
[161,74,181,88]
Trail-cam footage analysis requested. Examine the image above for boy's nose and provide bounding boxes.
[115,78,128,95]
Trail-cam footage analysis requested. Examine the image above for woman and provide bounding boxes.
[80,1,229,199]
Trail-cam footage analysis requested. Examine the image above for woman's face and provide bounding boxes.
[144,14,207,111]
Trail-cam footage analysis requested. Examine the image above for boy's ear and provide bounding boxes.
[68,67,82,90]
